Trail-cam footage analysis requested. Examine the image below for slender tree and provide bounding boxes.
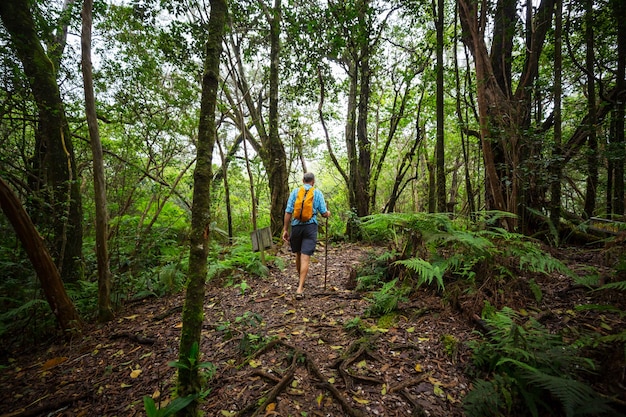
[550,0,563,229]
[177,0,227,414]
[434,0,446,212]
[81,0,113,322]
[583,0,598,219]
[0,177,82,335]
[611,0,625,216]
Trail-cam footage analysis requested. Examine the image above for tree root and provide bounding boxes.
[236,339,367,417]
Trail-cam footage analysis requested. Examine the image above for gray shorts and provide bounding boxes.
[290,223,318,255]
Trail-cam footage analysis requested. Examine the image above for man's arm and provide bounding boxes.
[282,211,292,242]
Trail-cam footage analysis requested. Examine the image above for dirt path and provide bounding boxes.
[2,241,624,417]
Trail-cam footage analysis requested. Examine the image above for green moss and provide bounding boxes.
[377,312,398,329]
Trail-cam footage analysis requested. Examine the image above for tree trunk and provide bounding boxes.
[434,0,446,212]
[583,0,598,219]
[217,139,233,240]
[81,0,113,322]
[355,0,372,218]
[176,0,226,414]
[611,0,626,216]
[265,0,288,237]
[550,0,563,228]
[458,0,554,230]
[0,0,84,283]
[0,177,82,335]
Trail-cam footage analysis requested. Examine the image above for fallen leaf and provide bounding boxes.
[130,369,142,378]
[248,359,261,368]
[316,393,324,407]
[406,327,415,333]
[433,385,445,397]
[124,314,138,320]
[265,402,276,412]
[42,357,68,371]
[414,363,423,372]
[352,396,369,404]
[220,411,236,417]
[381,384,387,395]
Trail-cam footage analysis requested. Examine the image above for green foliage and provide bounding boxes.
[395,257,446,291]
[145,342,214,417]
[464,307,614,417]
[344,317,365,335]
[354,250,396,291]
[233,279,250,296]
[359,213,573,296]
[143,394,196,417]
[527,279,543,304]
[207,238,272,284]
[364,279,408,317]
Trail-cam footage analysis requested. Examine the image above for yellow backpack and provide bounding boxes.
[293,186,315,222]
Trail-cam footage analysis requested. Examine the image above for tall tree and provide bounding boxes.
[610,0,625,216]
[176,0,226,415]
[225,0,288,237]
[434,0,446,212]
[0,0,84,282]
[458,0,555,230]
[81,0,113,322]
[550,0,563,228]
[583,0,597,219]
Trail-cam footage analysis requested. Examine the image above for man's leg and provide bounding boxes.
[297,253,311,294]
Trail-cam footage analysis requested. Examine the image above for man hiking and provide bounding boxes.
[282,172,331,299]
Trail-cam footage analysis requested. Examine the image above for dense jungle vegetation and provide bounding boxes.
[0,0,625,416]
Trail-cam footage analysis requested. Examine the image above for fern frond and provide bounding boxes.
[522,370,613,417]
[595,280,626,292]
[395,257,445,290]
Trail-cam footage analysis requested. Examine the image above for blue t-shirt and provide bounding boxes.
[285,184,328,226]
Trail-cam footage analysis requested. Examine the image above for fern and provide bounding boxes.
[395,257,445,290]
[595,280,626,292]
[364,279,407,317]
[464,307,613,417]
[523,370,613,417]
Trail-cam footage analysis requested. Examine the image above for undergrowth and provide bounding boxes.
[463,306,617,417]
[356,212,576,305]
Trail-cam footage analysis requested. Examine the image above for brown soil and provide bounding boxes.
[0,242,624,417]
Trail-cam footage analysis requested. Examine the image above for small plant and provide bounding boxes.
[344,317,364,334]
[234,279,250,296]
[364,279,408,317]
[144,342,215,416]
[440,334,458,358]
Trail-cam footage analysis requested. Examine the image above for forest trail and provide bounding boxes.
[0,242,622,417]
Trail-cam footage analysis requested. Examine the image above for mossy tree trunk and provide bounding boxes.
[0,177,82,335]
[176,0,227,415]
[0,0,84,283]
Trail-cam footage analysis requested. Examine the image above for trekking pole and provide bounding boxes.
[324,215,328,291]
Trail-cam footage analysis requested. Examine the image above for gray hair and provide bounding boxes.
[303,172,315,183]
